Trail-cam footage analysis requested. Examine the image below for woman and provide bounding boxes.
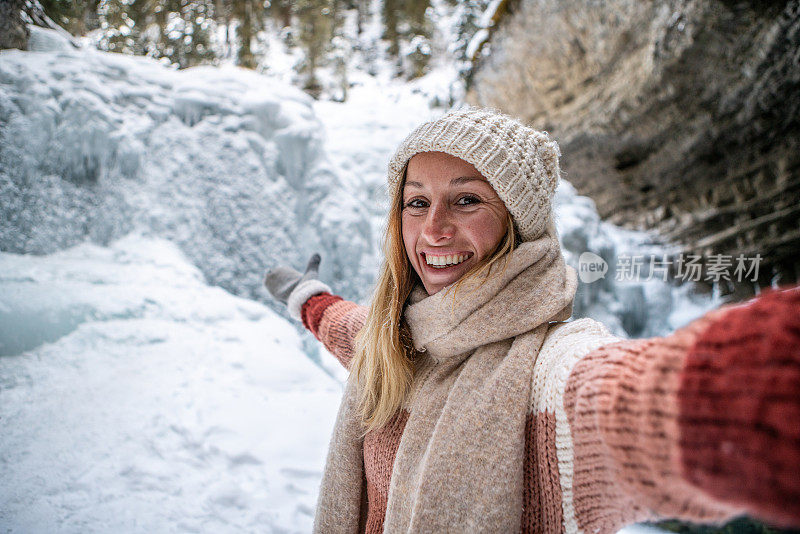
[265,106,800,533]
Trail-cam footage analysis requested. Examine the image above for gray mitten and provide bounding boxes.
[264,253,331,320]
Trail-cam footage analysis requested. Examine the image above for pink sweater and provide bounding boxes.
[301,288,800,533]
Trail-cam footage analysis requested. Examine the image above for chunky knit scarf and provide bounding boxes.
[314,235,577,532]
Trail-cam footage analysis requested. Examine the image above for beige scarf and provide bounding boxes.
[314,234,577,532]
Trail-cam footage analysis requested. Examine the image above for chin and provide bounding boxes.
[420,266,472,296]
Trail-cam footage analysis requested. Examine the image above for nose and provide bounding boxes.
[422,202,455,242]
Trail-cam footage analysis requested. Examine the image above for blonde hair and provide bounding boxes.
[350,168,519,435]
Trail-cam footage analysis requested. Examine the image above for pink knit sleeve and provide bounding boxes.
[301,293,368,370]
[564,286,800,531]
[678,286,800,527]
[563,309,746,531]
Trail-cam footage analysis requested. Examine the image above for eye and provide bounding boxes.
[456,195,481,206]
[404,198,428,209]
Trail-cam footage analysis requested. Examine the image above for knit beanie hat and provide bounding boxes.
[387,105,561,242]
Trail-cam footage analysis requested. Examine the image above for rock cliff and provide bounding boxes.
[469,0,800,297]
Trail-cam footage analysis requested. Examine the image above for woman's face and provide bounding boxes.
[402,151,509,295]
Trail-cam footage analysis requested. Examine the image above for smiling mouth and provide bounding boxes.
[423,252,472,269]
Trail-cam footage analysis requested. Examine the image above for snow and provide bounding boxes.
[466,28,490,60]
[27,24,76,52]
[0,235,342,532]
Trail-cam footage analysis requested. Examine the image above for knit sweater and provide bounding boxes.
[302,287,800,533]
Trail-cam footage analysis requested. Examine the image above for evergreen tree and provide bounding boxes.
[31,0,462,84]
[381,0,432,79]
[295,0,336,96]
[40,0,100,35]
[268,0,293,29]
[330,0,351,101]
[382,0,400,59]
[353,0,367,36]
[184,0,216,65]
[404,0,428,36]
[156,0,216,67]
[0,0,28,50]
[231,0,263,69]
[212,0,232,59]
[97,0,136,55]
[406,0,431,79]
[448,0,492,85]
[96,0,216,67]
[120,0,154,57]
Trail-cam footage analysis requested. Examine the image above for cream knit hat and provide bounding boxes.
[388,105,561,242]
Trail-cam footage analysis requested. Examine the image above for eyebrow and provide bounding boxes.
[404,176,485,189]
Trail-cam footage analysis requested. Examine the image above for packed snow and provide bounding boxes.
[0,25,718,533]
[0,235,342,532]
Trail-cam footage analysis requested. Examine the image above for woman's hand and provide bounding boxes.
[264,253,332,320]
[265,253,321,304]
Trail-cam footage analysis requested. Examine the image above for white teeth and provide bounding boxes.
[425,253,468,268]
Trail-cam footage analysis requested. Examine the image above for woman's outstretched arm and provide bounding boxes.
[264,255,367,370]
[561,286,799,531]
[300,293,368,370]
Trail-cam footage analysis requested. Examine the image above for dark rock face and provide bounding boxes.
[0,0,29,50]
[469,0,800,295]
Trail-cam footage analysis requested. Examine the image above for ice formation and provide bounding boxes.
[0,26,375,306]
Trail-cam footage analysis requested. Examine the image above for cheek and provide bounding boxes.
[467,210,507,253]
[401,215,420,258]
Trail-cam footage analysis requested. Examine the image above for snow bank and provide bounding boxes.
[0,28,375,306]
[0,235,342,532]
